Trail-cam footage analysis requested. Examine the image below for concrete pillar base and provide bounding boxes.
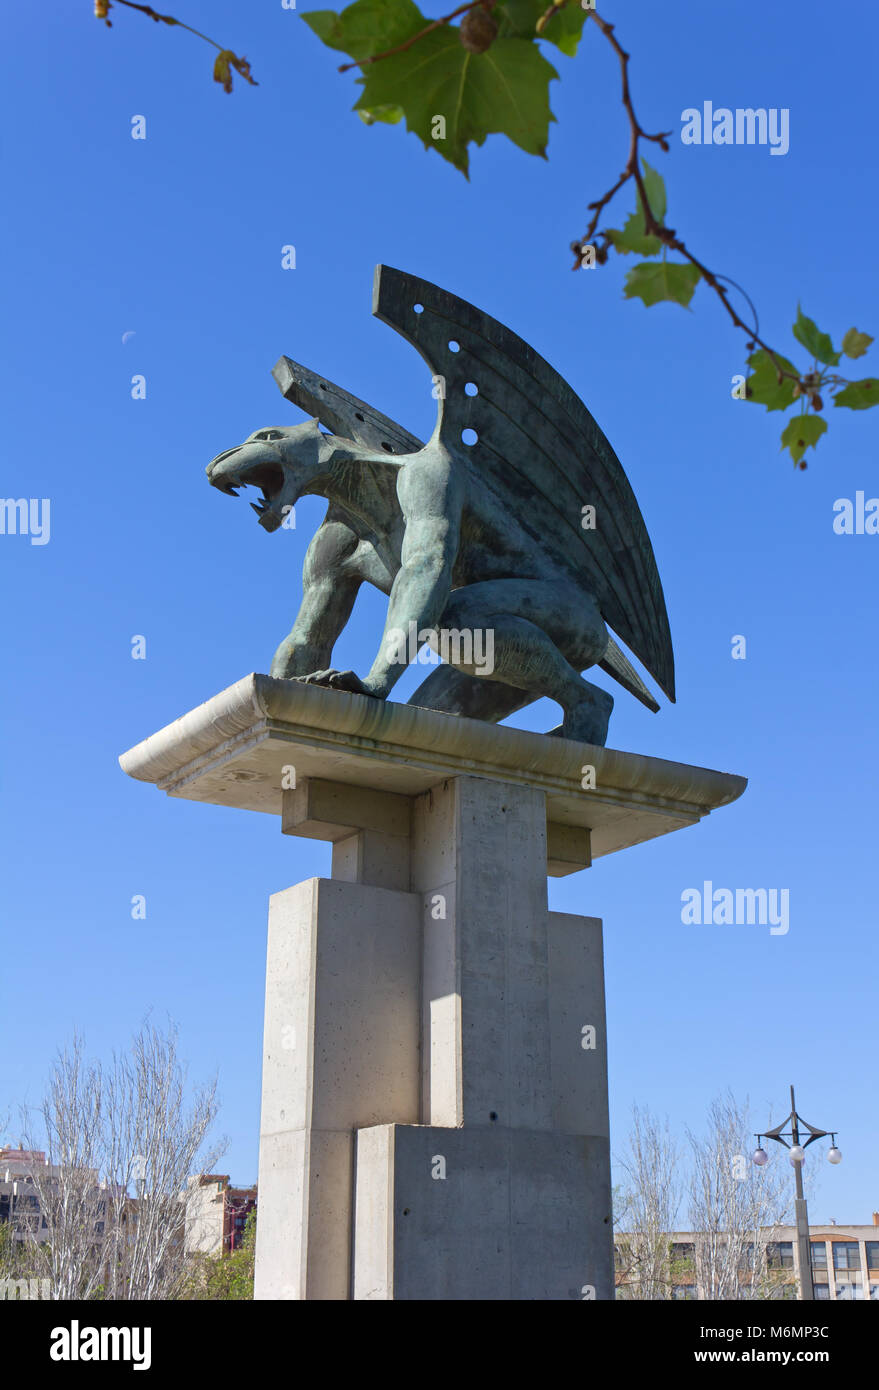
[119,675,746,1301]
[354,1124,613,1301]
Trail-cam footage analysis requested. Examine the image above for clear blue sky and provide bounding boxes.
[1,1,875,1222]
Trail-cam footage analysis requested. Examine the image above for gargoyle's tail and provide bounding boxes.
[599,636,661,713]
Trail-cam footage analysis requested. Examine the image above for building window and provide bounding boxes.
[670,1242,696,1269]
[672,1285,696,1300]
[865,1242,879,1271]
[834,1282,862,1300]
[767,1242,794,1269]
[813,1284,830,1301]
[810,1242,828,1271]
[832,1242,861,1272]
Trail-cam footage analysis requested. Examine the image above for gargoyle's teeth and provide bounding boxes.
[226,487,240,497]
[250,500,269,516]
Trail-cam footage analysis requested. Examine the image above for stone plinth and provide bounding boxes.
[120,675,746,1300]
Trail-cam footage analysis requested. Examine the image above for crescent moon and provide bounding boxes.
[122,330,136,344]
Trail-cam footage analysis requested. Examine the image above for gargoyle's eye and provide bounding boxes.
[254,430,283,442]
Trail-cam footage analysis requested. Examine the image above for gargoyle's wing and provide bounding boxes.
[272,354,423,456]
[372,265,675,704]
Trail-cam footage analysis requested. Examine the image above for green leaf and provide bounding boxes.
[841,327,874,360]
[744,349,799,412]
[623,260,700,308]
[792,306,840,366]
[833,378,879,410]
[358,103,404,124]
[605,159,667,256]
[355,30,557,174]
[302,0,425,61]
[494,0,588,56]
[607,223,662,257]
[780,413,827,465]
[638,158,667,224]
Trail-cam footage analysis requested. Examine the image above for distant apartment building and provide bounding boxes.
[0,1146,133,1249]
[0,1147,76,1245]
[184,1175,257,1256]
[799,1221,879,1301]
[616,1213,879,1300]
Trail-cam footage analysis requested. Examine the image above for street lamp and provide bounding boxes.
[753,1085,841,1301]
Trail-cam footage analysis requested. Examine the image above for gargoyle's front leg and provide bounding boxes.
[354,477,462,698]
[359,548,453,698]
[293,468,462,699]
[269,516,363,679]
[270,574,361,679]
[291,528,456,698]
[289,538,454,697]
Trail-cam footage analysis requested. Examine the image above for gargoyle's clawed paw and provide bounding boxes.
[295,669,370,696]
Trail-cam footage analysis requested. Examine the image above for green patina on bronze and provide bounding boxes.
[206,266,674,745]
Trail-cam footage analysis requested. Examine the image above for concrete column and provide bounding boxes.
[351,777,614,1300]
[256,774,615,1300]
[411,776,552,1130]
[546,911,609,1138]
[254,875,420,1299]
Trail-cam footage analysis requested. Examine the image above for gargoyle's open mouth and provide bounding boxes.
[209,455,285,520]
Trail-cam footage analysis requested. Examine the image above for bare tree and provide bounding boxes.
[686,1092,793,1301]
[615,1092,803,1300]
[19,1019,225,1300]
[615,1105,683,1299]
[17,1037,106,1300]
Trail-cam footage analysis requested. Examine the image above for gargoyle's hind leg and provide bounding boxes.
[408,665,532,723]
[470,613,613,745]
[425,579,615,745]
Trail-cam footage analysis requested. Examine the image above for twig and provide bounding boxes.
[111,0,221,52]
[571,7,797,384]
[536,2,566,33]
[338,0,484,73]
[98,2,257,88]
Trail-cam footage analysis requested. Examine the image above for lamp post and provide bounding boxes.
[753,1085,841,1301]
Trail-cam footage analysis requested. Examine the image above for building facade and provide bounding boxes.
[616,1213,879,1300]
[0,1148,73,1245]
[184,1174,257,1256]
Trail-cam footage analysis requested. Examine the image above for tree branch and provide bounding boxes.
[337,0,485,73]
[571,7,799,386]
[96,1,257,88]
